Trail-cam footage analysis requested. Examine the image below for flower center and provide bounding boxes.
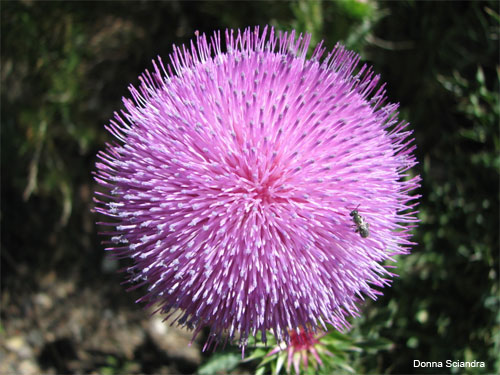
[290,328,318,350]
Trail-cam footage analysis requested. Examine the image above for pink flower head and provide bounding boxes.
[94,26,420,352]
[267,327,333,374]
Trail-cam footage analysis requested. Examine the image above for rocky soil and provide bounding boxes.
[1,269,203,375]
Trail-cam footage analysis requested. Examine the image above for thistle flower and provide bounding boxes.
[94,26,420,352]
[266,328,333,375]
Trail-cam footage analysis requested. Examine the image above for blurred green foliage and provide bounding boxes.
[2,0,498,374]
[197,352,242,375]
[99,355,139,375]
[196,328,380,375]
[359,2,499,374]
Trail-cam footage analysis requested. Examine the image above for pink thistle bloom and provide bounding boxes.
[94,26,420,352]
[267,328,333,374]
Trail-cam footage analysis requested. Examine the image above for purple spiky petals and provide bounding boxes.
[94,26,421,352]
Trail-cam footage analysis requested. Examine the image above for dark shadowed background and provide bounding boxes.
[1,1,498,374]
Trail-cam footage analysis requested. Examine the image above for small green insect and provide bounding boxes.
[350,205,369,238]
